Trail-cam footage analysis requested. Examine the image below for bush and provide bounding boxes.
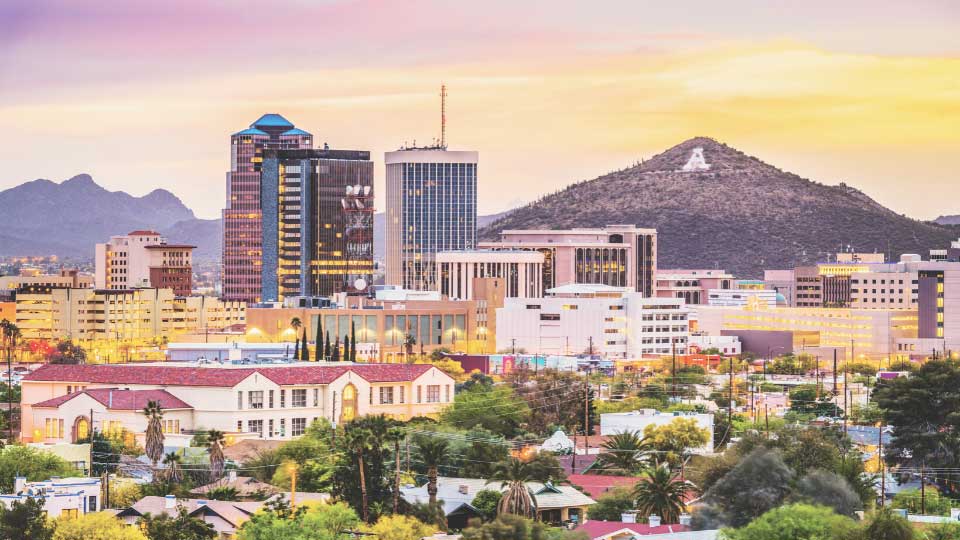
[721,503,859,540]
[586,487,636,521]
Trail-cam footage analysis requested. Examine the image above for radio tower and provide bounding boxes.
[440,84,447,149]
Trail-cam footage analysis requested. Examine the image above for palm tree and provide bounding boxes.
[162,452,183,483]
[344,426,375,522]
[414,435,449,506]
[490,457,537,518]
[1,320,20,442]
[143,400,164,467]
[633,464,694,524]
[291,317,302,360]
[385,427,406,514]
[206,429,226,481]
[595,431,651,475]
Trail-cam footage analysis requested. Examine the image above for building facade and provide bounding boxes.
[223,114,313,303]
[479,225,657,297]
[95,231,194,296]
[385,148,479,291]
[436,250,544,300]
[655,269,734,305]
[495,284,688,359]
[260,148,374,301]
[21,363,456,444]
[1,477,101,519]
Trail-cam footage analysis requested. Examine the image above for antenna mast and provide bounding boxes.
[440,84,447,149]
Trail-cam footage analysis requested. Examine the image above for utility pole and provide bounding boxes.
[88,409,94,476]
[921,461,926,515]
[843,355,849,436]
[728,362,734,424]
[879,424,885,506]
[832,349,838,395]
[671,338,677,399]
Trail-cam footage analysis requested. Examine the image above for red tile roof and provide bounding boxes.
[24,363,437,388]
[576,521,691,539]
[33,388,193,410]
[127,230,161,236]
[144,244,195,249]
[567,474,642,498]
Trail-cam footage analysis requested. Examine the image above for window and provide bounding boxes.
[269,390,275,408]
[280,390,286,408]
[291,389,307,408]
[87,495,97,512]
[61,509,78,520]
[380,387,394,404]
[248,419,263,435]
[417,385,422,403]
[269,419,275,437]
[237,392,243,410]
[291,418,307,436]
[237,420,243,432]
[249,391,264,409]
[162,420,180,434]
[279,418,286,436]
[313,388,319,407]
[45,418,65,438]
[426,385,441,403]
[540,313,560,321]
[445,385,451,402]
[399,386,405,404]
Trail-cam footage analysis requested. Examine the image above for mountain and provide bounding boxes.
[372,209,513,260]
[935,215,960,226]
[0,174,220,259]
[480,137,957,277]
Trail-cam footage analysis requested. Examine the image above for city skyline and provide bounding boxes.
[2,1,958,221]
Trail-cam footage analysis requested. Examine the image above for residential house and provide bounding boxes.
[0,477,101,519]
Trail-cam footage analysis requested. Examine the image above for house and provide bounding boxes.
[566,474,641,499]
[0,477,101,519]
[21,363,455,443]
[117,495,264,539]
[576,520,719,540]
[191,471,278,500]
[399,477,595,528]
[600,410,714,453]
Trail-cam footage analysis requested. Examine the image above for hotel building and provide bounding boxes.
[223,114,313,303]
[436,250,544,300]
[479,225,657,297]
[385,148,478,291]
[495,284,688,359]
[95,231,194,296]
[21,363,455,444]
[260,148,374,301]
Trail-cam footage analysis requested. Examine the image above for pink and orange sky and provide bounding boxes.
[2,0,958,219]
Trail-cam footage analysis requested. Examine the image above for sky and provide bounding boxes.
[1,0,958,220]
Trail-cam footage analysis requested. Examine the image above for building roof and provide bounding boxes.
[576,521,699,540]
[566,474,641,498]
[24,363,437,388]
[119,497,263,533]
[221,439,284,464]
[282,128,311,136]
[144,244,195,250]
[546,284,630,295]
[400,477,595,517]
[191,476,278,497]
[32,388,193,410]
[127,230,161,236]
[233,127,269,137]
[252,113,294,128]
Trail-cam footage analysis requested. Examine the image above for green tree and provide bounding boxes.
[237,500,359,540]
[333,416,395,523]
[349,320,357,362]
[462,514,587,540]
[721,503,859,540]
[53,511,147,540]
[862,507,915,540]
[0,497,53,540]
[48,340,86,364]
[361,514,435,540]
[143,400,165,468]
[332,336,340,362]
[0,446,79,492]
[471,490,502,522]
[892,488,952,516]
[491,458,537,518]
[793,470,862,517]
[301,331,310,362]
[850,402,884,425]
[78,431,119,476]
[205,429,226,481]
[585,486,635,521]
[694,447,794,528]
[291,317,302,360]
[204,486,239,501]
[594,432,650,475]
[924,522,960,540]
[788,385,841,417]
[138,504,218,540]
[413,435,450,506]
[461,428,510,479]
[633,464,695,524]
[642,417,710,468]
[441,384,530,438]
[272,420,336,493]
[324,330,331,360]
[162,452,183,484]
[315,317,324,361]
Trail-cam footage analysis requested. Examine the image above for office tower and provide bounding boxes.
[385,148,479,290]
[260,148,374,301]
[94,231,194,296]
[222,114,312,303]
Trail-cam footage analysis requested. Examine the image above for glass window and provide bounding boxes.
[313,388,319,407]
[426,385,441,403]
[380,387,394,404]
[292,389,307,408]
[280,390,286,408]
[269,390,274,408]
[291,418,307,436]
[237,392,243,410]
[248,391,264,409]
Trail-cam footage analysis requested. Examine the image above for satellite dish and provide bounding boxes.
[354,278,368,291]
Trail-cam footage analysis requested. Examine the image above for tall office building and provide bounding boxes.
[385,148,478,290]
[222,114,312,303]
[260,148,374,301]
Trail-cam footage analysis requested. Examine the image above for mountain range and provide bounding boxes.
[480,137,958,277]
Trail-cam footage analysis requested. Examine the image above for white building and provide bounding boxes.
[0,477,101,518]
[436,250,544,300]
[599,409,714,453]
[495,284,688,359]
[21,363,456,444]
[94,230,194,295]
[688,334,741,356]
[707,288,778,308]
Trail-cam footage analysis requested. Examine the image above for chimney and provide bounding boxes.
[228,470,237,483]
[108,390,113,409]
[14,477,26,494]
[621,512,636,523]
[648,515,661,527]
[164,495,176,509]
[679,513,692,526]
[458,484,469,495]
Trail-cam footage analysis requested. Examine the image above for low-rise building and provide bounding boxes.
[0,477,101,519]
[706,288,778,308]
[0,269,92,300]
[656,269,735,305]
[21,362,455,443]
[599,410,714,453]
[436,250,544,300]
[688,334,741,356]
[118,495,263,538]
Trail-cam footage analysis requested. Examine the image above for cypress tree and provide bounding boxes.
[333,336,341,362]
[293,333,300,361]
[315,317,323,359]
[324,330,331,360]
[350,320,357,362]
[301,332,310,362]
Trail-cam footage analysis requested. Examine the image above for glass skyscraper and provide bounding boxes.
[385,148,479,291]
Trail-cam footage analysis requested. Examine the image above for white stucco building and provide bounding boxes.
[0,477,101,519]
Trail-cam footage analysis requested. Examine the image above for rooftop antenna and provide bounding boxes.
[440,83,447,149]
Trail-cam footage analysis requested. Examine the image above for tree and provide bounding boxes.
[523,452,565,483]
[273,420,337,494]
[793,470,862,517]
[324,330,331,361]
[642,417,710,468]
[139,505,217,540]
[361,514,435,540]
[315,317,324,361]
[471,490,502,522]
[291,317,302,360]
[349,320,357,362]
[788,385,841,417]
[586,486,636,521]
[53,511,146,540]
[721,503,859,540]
[694,447,794,528]
[594,432,650,475]
[0,497,53,540]
[862,507,915,540]
[238,500,359,540]
[302,331,310,362]
[344,426,376,522]
[431,358,466,382]
[1,319,20,442]
[79,431,119,476]
[462,514,587,540]
[333,417,394,524]
[332,336,341,362]
[48,340,86,364]
[491,458,536,518]
[143,400,165,468]
[461,427,509,479]
[633,464,695,524]
[0,445,79,492]
[109,481,142,509]
[924,523,960,540]
[205,429,226,481]
[162,452,183,484]
[892,488,952,516]
[441,384,530,438]
[413,435,449,506]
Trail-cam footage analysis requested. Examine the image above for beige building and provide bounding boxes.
[0,269,92,297]
[22,362,455,444]
[436,250,544,300]
[14,287,245,344]
[95,230,195,296]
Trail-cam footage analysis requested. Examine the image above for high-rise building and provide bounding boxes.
[260,148,374,301]
[222,114,312,303]
[94,231,194,296]
[385,148,478,290]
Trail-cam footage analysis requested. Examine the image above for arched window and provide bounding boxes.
[73,416,90,443]
[340,383,358,424]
